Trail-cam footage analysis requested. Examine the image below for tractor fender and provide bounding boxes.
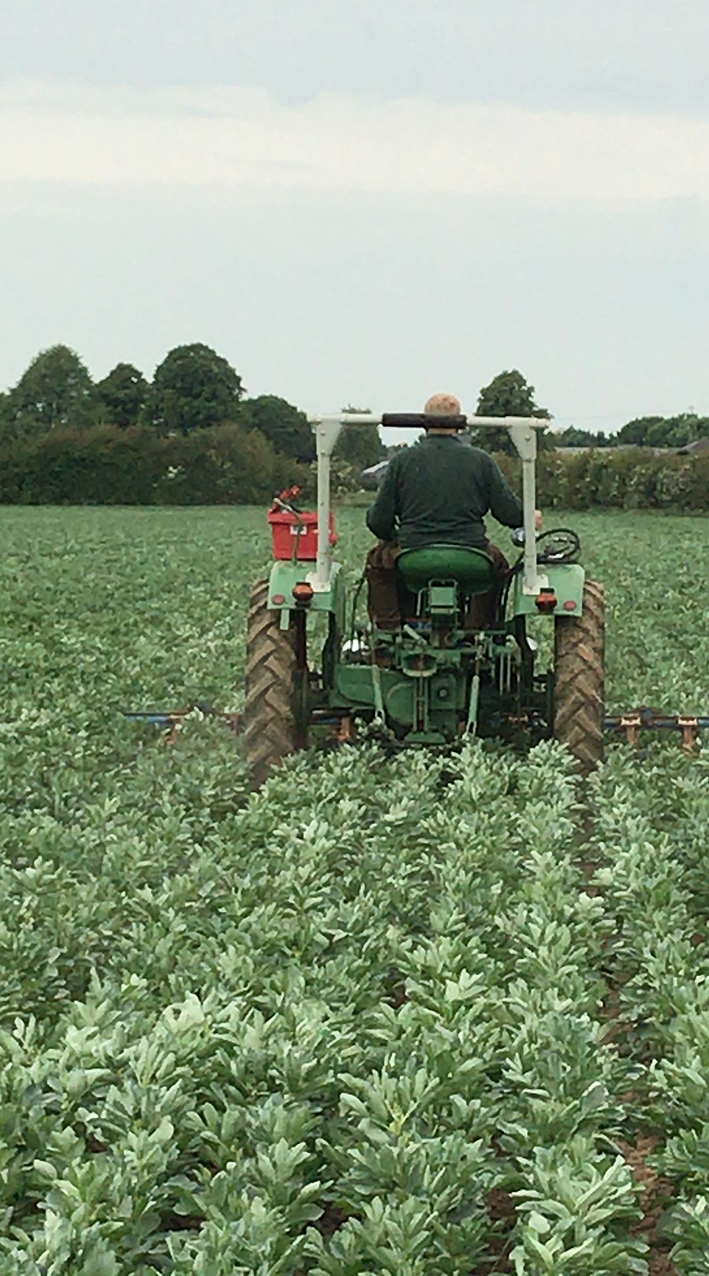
[266,560,346,633]
[511,562,586,617]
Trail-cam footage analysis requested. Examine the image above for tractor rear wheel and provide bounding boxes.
[553,580,605,770]
[243,580,307,786]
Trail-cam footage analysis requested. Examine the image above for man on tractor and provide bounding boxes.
[365,393,541,629]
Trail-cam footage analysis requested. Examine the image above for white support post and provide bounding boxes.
[309,414,382,589]
[468,416,548,594]
[521,440,541,593]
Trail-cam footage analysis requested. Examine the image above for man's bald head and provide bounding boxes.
[423,393,461,417]
[423,392,465,434]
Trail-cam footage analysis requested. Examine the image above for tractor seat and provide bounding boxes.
[397,544,495,596]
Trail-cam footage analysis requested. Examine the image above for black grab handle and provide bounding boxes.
[381,413,468,429]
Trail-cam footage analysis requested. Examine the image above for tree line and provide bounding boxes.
[471,371,709,451]
[426,370,709,511]
[556,415,709,450]
[0,350,707,507]
[0,343,383,504]
[0,342,384,466]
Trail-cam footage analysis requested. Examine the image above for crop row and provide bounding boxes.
[3,739,691,1273]
[2,507,709,1271]
[589,755,709,1271]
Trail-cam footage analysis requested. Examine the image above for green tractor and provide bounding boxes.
[243,412,605,785]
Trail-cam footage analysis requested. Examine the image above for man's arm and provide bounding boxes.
[366,457,399,541]
[486,454,524,528]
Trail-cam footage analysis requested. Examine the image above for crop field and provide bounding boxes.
[2,505,709,1274]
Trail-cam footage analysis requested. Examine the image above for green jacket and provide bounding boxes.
[366,434,523,549]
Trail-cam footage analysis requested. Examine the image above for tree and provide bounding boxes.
[615,414,709,448]
[94,363,148,429]
[555,426,613,448]
[645,417,679,448]
[0,392,10,441]
[616,416,665,447]
[475,369,551,455]
[6,345,93,436]
[334,404,384,471]
[246,395,315,461]
[147,343,244,435]
[665,414,709,447]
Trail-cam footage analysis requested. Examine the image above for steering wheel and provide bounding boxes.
[535,528,581,564]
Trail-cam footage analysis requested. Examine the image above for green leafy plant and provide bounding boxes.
[0,507,708,1268]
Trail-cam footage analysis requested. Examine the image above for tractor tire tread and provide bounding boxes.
[554,580,605,771]
[243,580,300,786]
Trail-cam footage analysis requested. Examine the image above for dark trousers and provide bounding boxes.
[366,540,510,630]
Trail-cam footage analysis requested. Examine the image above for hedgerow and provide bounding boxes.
[0,424,313,507]
[496,448,709,513]
[0,428,708,509]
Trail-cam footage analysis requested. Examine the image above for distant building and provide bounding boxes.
[361,459,390,488]
[677,437,709,456]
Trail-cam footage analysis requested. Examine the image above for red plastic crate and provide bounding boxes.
[268,509,338,561]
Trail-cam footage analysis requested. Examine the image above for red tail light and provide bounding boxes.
[292,582,314,605]
[535,589,558,613]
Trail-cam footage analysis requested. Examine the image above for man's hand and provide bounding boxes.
[535,509,543,533]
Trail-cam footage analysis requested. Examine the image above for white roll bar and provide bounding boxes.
[306,414,548,595]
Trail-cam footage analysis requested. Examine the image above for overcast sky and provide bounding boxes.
[2,0,709,431]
